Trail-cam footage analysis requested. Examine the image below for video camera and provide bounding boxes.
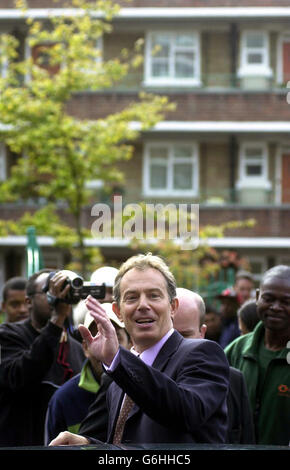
[43,270,106,304]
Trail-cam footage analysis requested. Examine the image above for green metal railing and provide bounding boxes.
[25,226,44,277]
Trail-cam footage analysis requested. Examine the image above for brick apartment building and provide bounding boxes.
[0,0,290,286]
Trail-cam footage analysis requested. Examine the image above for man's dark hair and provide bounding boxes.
[26,269,53,297]
[2,277,28,302]
[261,265,290,286]
[237,300,260,332]
[205,303,220,316]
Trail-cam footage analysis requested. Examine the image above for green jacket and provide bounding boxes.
[225,322,290,446]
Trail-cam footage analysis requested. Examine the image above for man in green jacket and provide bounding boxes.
[225,265,290,446]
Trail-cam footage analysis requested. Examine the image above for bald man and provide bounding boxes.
[173,288,207,339]
[172,287,255,445]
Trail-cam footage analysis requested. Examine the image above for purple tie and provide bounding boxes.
[112,394,135,445]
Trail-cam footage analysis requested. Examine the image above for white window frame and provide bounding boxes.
[78,36,103,74]
[0,37,9,78]
[143,142,199,197]
[238,30,272,78]
[0,143,7,181]
[144,31,201,87]
[0,54,8,78]
[237,142,271,189]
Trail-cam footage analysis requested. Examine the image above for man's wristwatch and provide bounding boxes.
[46,291,62,307]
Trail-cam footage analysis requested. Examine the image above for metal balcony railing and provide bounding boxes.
[93,186,289,207]
[97,72,287,93]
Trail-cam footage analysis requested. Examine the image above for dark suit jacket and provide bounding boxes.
[105,330,229,445]
[227,367,255,444]
[78,372,112,441]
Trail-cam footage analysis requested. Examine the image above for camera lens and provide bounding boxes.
[71,277,83,289]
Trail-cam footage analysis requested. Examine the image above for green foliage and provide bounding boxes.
[0,0,174,274]
[131,217,255,299]
[0,205,78,248]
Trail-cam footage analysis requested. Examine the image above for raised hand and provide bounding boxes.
[78,296,119,366]
[48,271,72,327]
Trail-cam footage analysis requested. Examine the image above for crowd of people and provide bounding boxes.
[0,254,289,448]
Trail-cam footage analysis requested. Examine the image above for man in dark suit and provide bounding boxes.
[173,287,255,444]
[49,253,229,446]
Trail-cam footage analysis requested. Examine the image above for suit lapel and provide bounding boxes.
[152,329,183,371]
[126,331,183,419]
[108,330,183,441]
[108,383,124,440]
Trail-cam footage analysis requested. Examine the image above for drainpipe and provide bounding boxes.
[230,23,238,88]
[229,135,237,203]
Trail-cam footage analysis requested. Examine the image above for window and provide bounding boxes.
[145,32,200,86]
[0,37,9,78]
[78,36,103,74]
[239,31,272,77]
[0,143,7,181]
[143,143,199,196]
[0,55,8,78]
[237,143,271,189]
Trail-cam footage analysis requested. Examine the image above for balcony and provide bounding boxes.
[198,187,275,207]
[88,71,287,93]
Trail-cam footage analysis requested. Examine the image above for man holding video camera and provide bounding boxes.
[0,269,85,447]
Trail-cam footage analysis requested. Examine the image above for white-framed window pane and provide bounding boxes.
[148,146,168,189]
[175,52,195,78]
[150,147,168,159]
[0,57,8,78]
[150,164,167,189]
[152,60,169,77]
[246,164,262,176]
[242,31,268,68]
[246,33,264,48]
[144,143,198,195]
[173,163,193,190]
[247,52,263,64]
[174,145,193,158]
[148,32,198,82]
[151,34,170,58]
[245,148,263,158]
[0,143,7,181]
[240,144,267,181]
[175,34,196,48]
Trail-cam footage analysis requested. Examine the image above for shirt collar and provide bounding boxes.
[131,328,174,366]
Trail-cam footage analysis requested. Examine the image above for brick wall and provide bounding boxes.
[116,141,144,204]
[199,206,290,237]
[85,204,290,237]
[0,199,289,238]
[200,143,231,202]
[203,32,232,88]
[68,91,290,121]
